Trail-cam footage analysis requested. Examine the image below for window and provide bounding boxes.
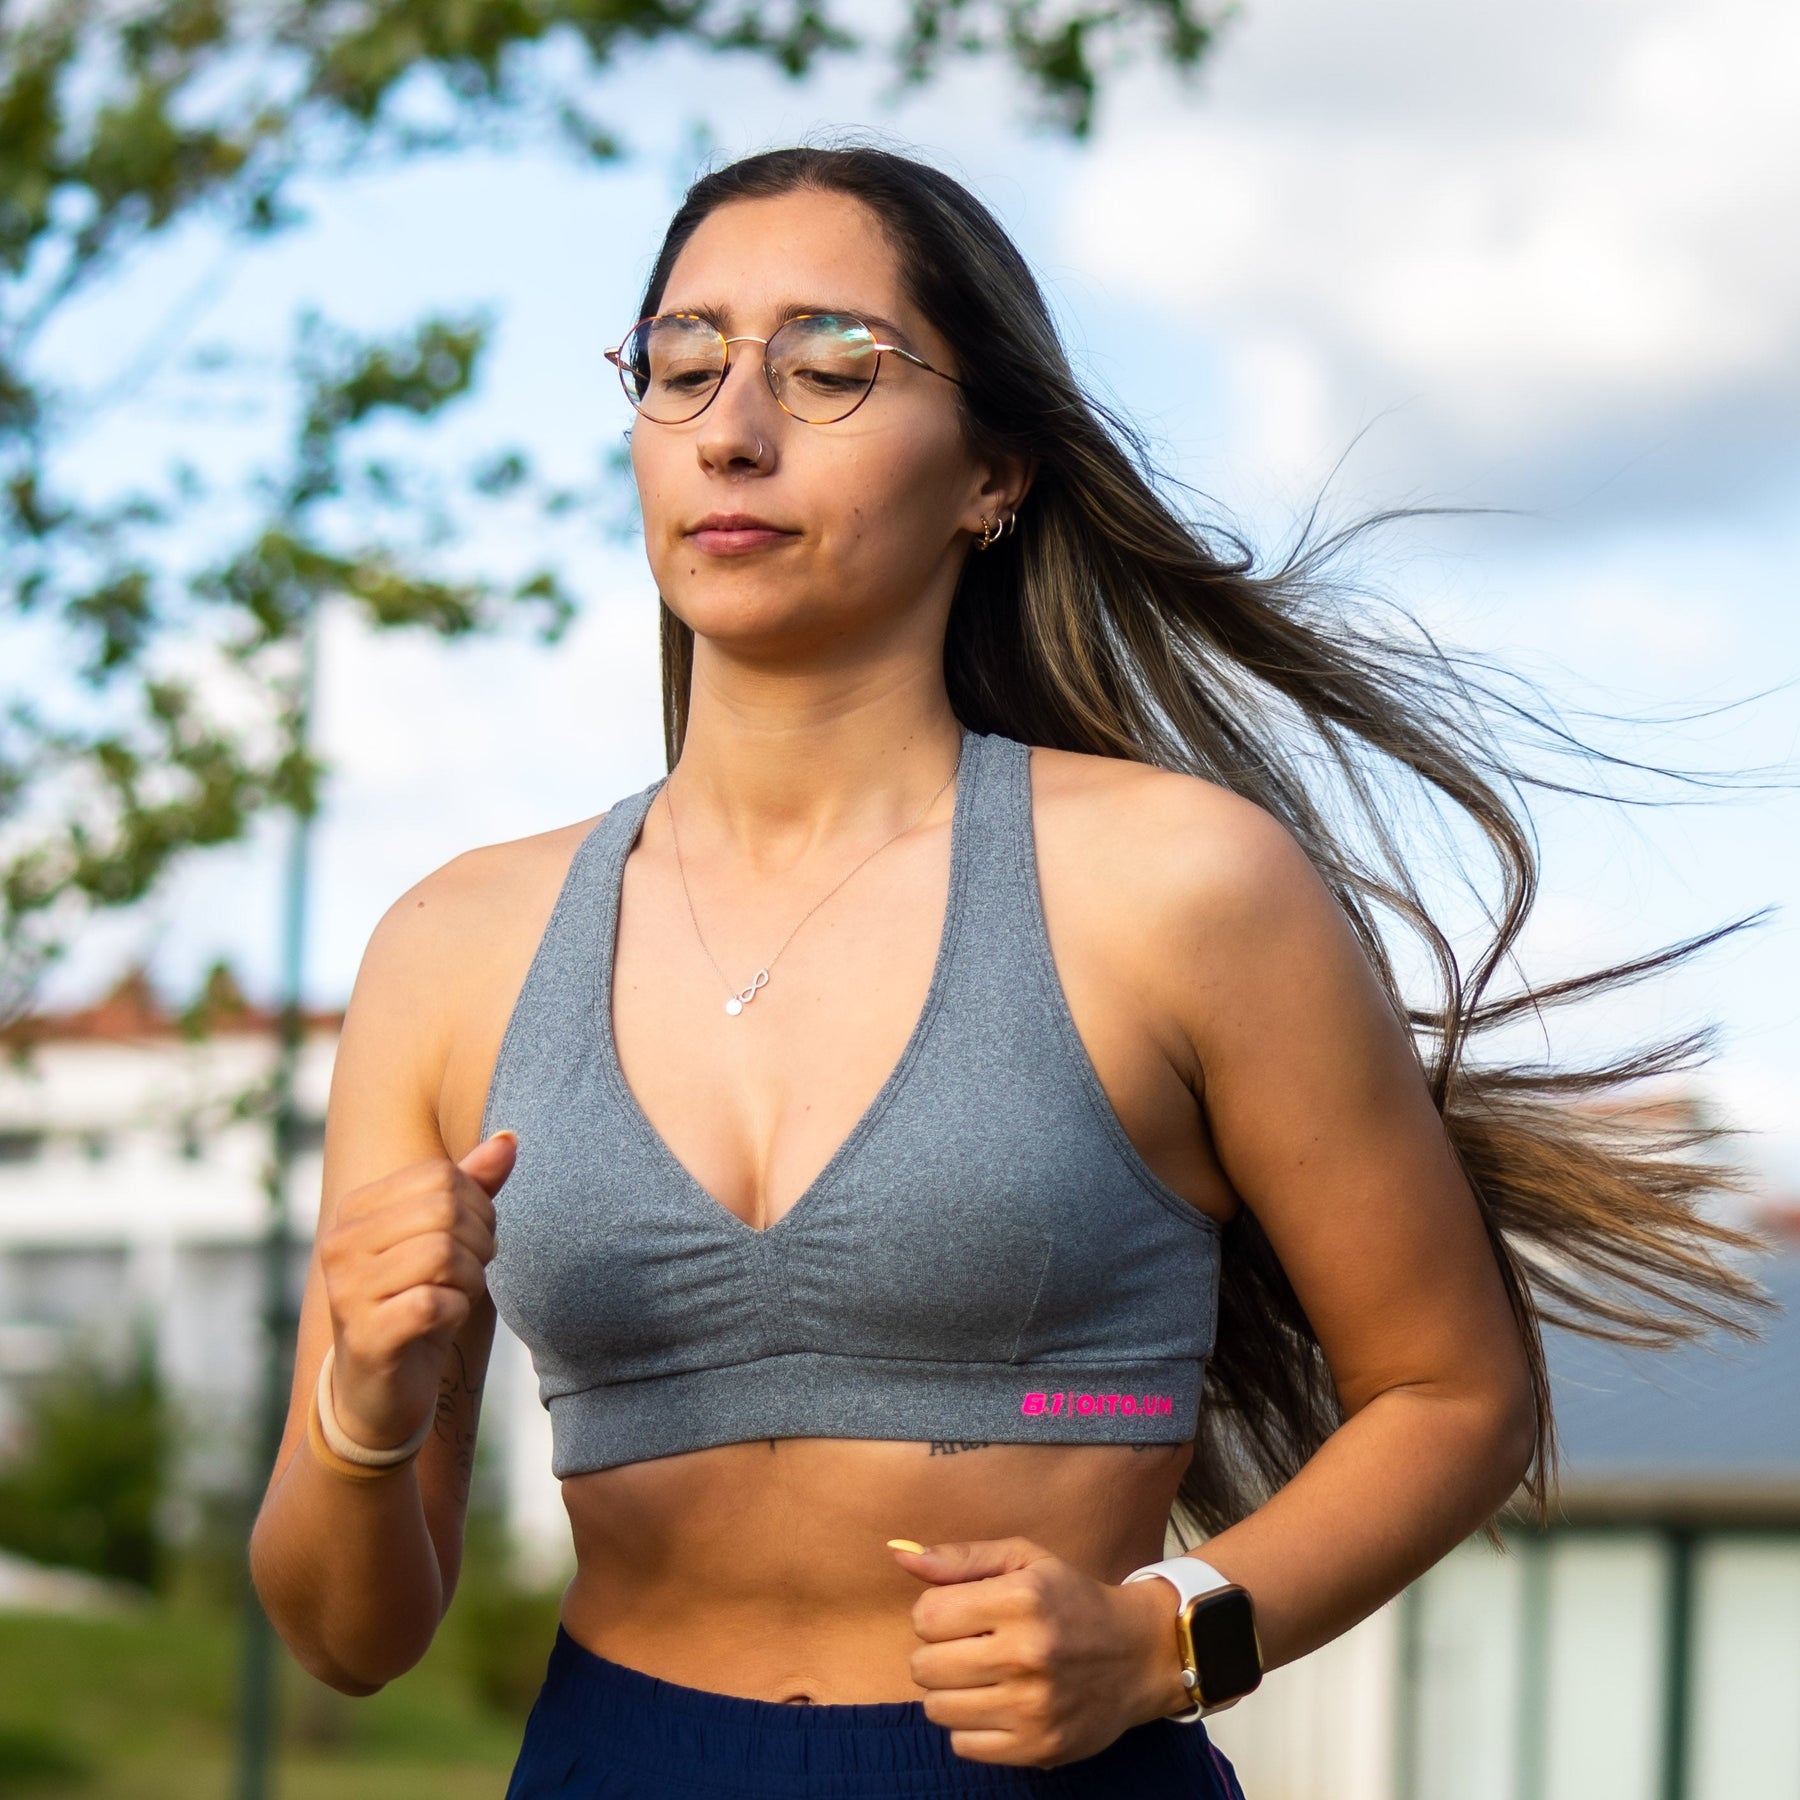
[286,1115,327,1154]
[0,1130,45,1165]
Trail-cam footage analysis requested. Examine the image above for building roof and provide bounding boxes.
[1541,1226,1800,1523]
[1,965,343,1051]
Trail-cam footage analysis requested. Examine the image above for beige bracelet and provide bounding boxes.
[314,1342,435,1468]
[306,1392,408,1482]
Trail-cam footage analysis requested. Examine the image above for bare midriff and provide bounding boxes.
[554,1437,1193,1703]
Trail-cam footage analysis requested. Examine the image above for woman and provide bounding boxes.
[249,145,1767,1798]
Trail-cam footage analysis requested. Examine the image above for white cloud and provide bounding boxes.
[1068,0,1800,499]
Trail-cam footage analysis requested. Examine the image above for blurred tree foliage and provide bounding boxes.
[437,1388,567,1718]
[0,1322,171,1587]
[448,1485,567,1718]
[0,0,1229,1025]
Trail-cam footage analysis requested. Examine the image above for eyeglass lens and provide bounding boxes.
[617,314,882,424]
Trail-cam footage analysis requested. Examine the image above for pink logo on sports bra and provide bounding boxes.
[1020,1391,1174,1418]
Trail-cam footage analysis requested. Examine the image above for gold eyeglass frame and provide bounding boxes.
[603,310,964,425]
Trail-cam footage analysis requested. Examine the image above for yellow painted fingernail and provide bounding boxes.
[887,1538,928,1555]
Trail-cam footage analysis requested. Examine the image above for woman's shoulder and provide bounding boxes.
[366,811,612,974]
[421,811,612,912]
[339,811,614,1158]
[1026,743,1322,931]
[351,813,612,1015]
[1026,745,1369,1081]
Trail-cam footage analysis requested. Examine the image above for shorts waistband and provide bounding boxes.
[528,1622,1244,1798]
[537,1624,1026,1788]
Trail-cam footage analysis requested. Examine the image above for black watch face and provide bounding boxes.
[1190,1588,1262,1703]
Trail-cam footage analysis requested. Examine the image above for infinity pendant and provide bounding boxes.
[724,969,770,1016]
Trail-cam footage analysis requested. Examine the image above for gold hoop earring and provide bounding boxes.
[976,515,1000,551]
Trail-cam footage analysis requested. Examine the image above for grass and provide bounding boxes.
[0,1558,540,1798]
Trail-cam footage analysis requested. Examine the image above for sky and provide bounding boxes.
[29,0,1800,1185]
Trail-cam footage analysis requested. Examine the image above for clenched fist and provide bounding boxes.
[890,1536,1189,1767]
[317,1130,518,1452]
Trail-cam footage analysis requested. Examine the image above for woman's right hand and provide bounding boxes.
[317,1130,519,1452]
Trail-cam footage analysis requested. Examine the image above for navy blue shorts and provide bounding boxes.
[504,1624,1250,1799]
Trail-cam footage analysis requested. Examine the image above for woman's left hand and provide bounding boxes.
[890,1537,1189,1767]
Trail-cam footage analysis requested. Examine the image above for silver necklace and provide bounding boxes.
[663,755,959,1016]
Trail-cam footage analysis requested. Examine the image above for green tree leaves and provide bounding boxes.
[1,299,581,1023]
[0,1325,172,1590]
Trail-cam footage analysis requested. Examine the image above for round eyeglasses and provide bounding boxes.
[604,311,963,425]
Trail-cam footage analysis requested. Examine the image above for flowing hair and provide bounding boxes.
[633,142,1776,1539]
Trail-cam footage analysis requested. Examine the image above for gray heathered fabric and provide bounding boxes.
[480,726,1222,1475]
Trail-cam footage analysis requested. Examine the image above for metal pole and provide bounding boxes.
[1659,1527,1697,1800]
[235,601,321,1800]
[1516,1530,1550,1800]
[1392,1576,1422,1800]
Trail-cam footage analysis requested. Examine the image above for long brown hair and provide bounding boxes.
[635,142,1776,1539]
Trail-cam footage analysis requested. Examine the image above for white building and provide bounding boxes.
[0,970,569,1573]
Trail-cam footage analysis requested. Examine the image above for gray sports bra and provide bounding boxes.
[481,726,1222,1476]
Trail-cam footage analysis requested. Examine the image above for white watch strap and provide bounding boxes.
[1122,1555,1234,1607]
[1123,1556,1239,1722]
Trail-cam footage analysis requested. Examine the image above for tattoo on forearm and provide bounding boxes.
[927,1441,991,1457]
[433,1342,484,1504]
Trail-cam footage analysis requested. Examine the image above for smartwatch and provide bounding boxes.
[1123,1556,1263,1722]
